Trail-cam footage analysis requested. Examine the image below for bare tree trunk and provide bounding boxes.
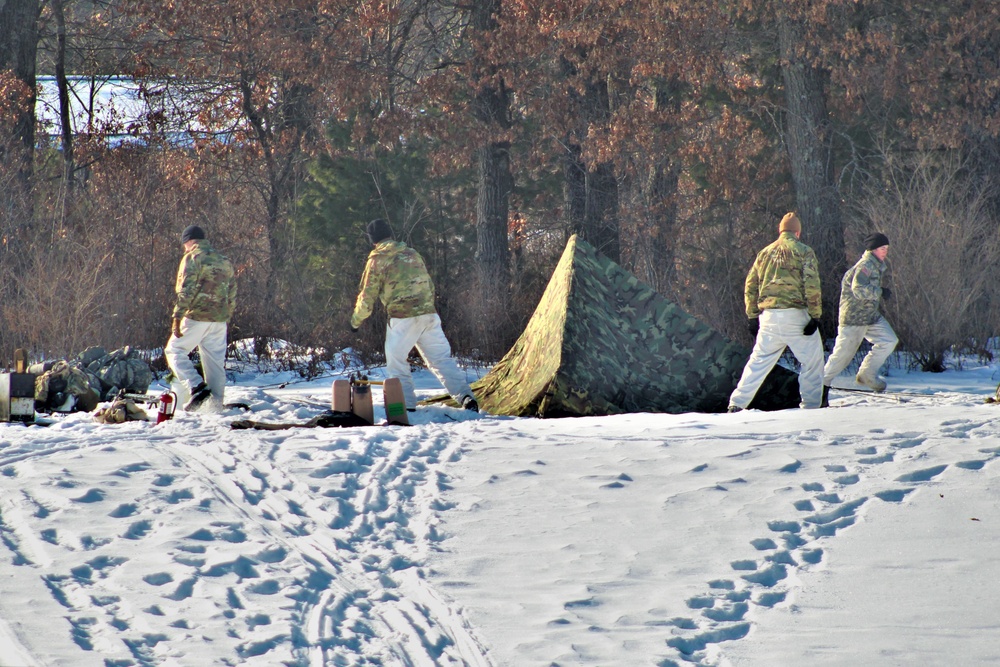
[779,18,845,332]
[0,0,40,228]
[563,139,587,239]
[561,73,620,262]
[474,141,512,294]
[53,0,75,200]
[585,161,620,262]
[645,163,680,291]
[240,72,309,331]
[625,79,681,293]
[471,0,514,359]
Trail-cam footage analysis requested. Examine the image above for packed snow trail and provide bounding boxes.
[1,378,999,666]
[0,388,493,666]
[422,389,1000,666]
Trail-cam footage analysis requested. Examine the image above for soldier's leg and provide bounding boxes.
[385,316,424,408]
[857,318,899,384]
[728,311,789,409]
[786,319,825,408]
[822,326,866,386]
[414,314,474,403]
[197,322,228,409]
[164,318,205,404]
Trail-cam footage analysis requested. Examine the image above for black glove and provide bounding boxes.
[348,320,359,333]
[881,287,892,300]
[803,317,821,336]
[748,318,760,336]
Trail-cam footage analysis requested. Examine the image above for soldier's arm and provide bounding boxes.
[744,259,762,318]
[228,271,238,318]
[173,254,201,319]
[802,251,823,319]
[350,255,385,329]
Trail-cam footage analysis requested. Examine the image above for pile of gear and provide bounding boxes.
[31,346,153,414]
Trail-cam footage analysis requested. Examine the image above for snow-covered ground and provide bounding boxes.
[1,359,998,666]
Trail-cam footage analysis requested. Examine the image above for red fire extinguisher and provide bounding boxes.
[156,391,177,424]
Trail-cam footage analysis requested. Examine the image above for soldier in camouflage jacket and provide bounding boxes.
[165,225,237,411]
[822,232,897,396]
[351,219,478,412]
[728,212,825,411]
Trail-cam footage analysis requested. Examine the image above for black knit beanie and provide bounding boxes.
[181,225,206,243]
[864,232,889,251]
[366,218,394,245]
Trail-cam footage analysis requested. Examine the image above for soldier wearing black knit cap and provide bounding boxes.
[165,225,237,411]
[820,231,898,403]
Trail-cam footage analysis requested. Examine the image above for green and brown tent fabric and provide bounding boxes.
[460,234,800,417]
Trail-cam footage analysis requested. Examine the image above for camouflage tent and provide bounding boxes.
[467,235,800,417]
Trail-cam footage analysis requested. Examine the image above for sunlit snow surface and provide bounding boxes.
[1,360,998,666]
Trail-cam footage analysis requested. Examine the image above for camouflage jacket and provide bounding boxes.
[838,250,888,326]
[173,239,236,322]
[745,232,822,320]
[351,240,436,328]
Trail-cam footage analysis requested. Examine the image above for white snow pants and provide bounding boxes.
[823,318,898,386]
[729,308,825,409]
[385,313,473,409]
[165,319,228,410]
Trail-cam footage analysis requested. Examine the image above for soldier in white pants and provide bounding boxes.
[385,313,474,409]
[728,308,826,410]
[165,320,229,409]
[164,225,237,411]
[728,212,825,412]
[351,219,478,412]
[822,232,897,401]
[823,319,898,390]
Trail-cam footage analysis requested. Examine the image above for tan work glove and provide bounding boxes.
[172,318,183,338]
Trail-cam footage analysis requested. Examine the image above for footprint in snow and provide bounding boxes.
[802,497,867,528]
[895,465,948,483]
[113,462,152,477]
[859,451,895,464]
[766,520,800,533]
[832,473,860,485]
[893,437,926,449]
[766,550,796,566]
[702,601,749,622]
[939,420,986,438]
[741,562,787,587]
[601,473,633,489]
[666,622,751,657]
[755,590,787,608]
[665,424,980,664]
[72,488,106,503]
[779,460,802,473]
[874,489,913,502]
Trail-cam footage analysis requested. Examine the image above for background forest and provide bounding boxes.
[1,0,1000,374]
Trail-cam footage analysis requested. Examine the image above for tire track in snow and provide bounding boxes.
[159,420,493,666]
[0,406,493,666]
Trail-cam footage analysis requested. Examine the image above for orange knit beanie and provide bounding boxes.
[779,212,801,234]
